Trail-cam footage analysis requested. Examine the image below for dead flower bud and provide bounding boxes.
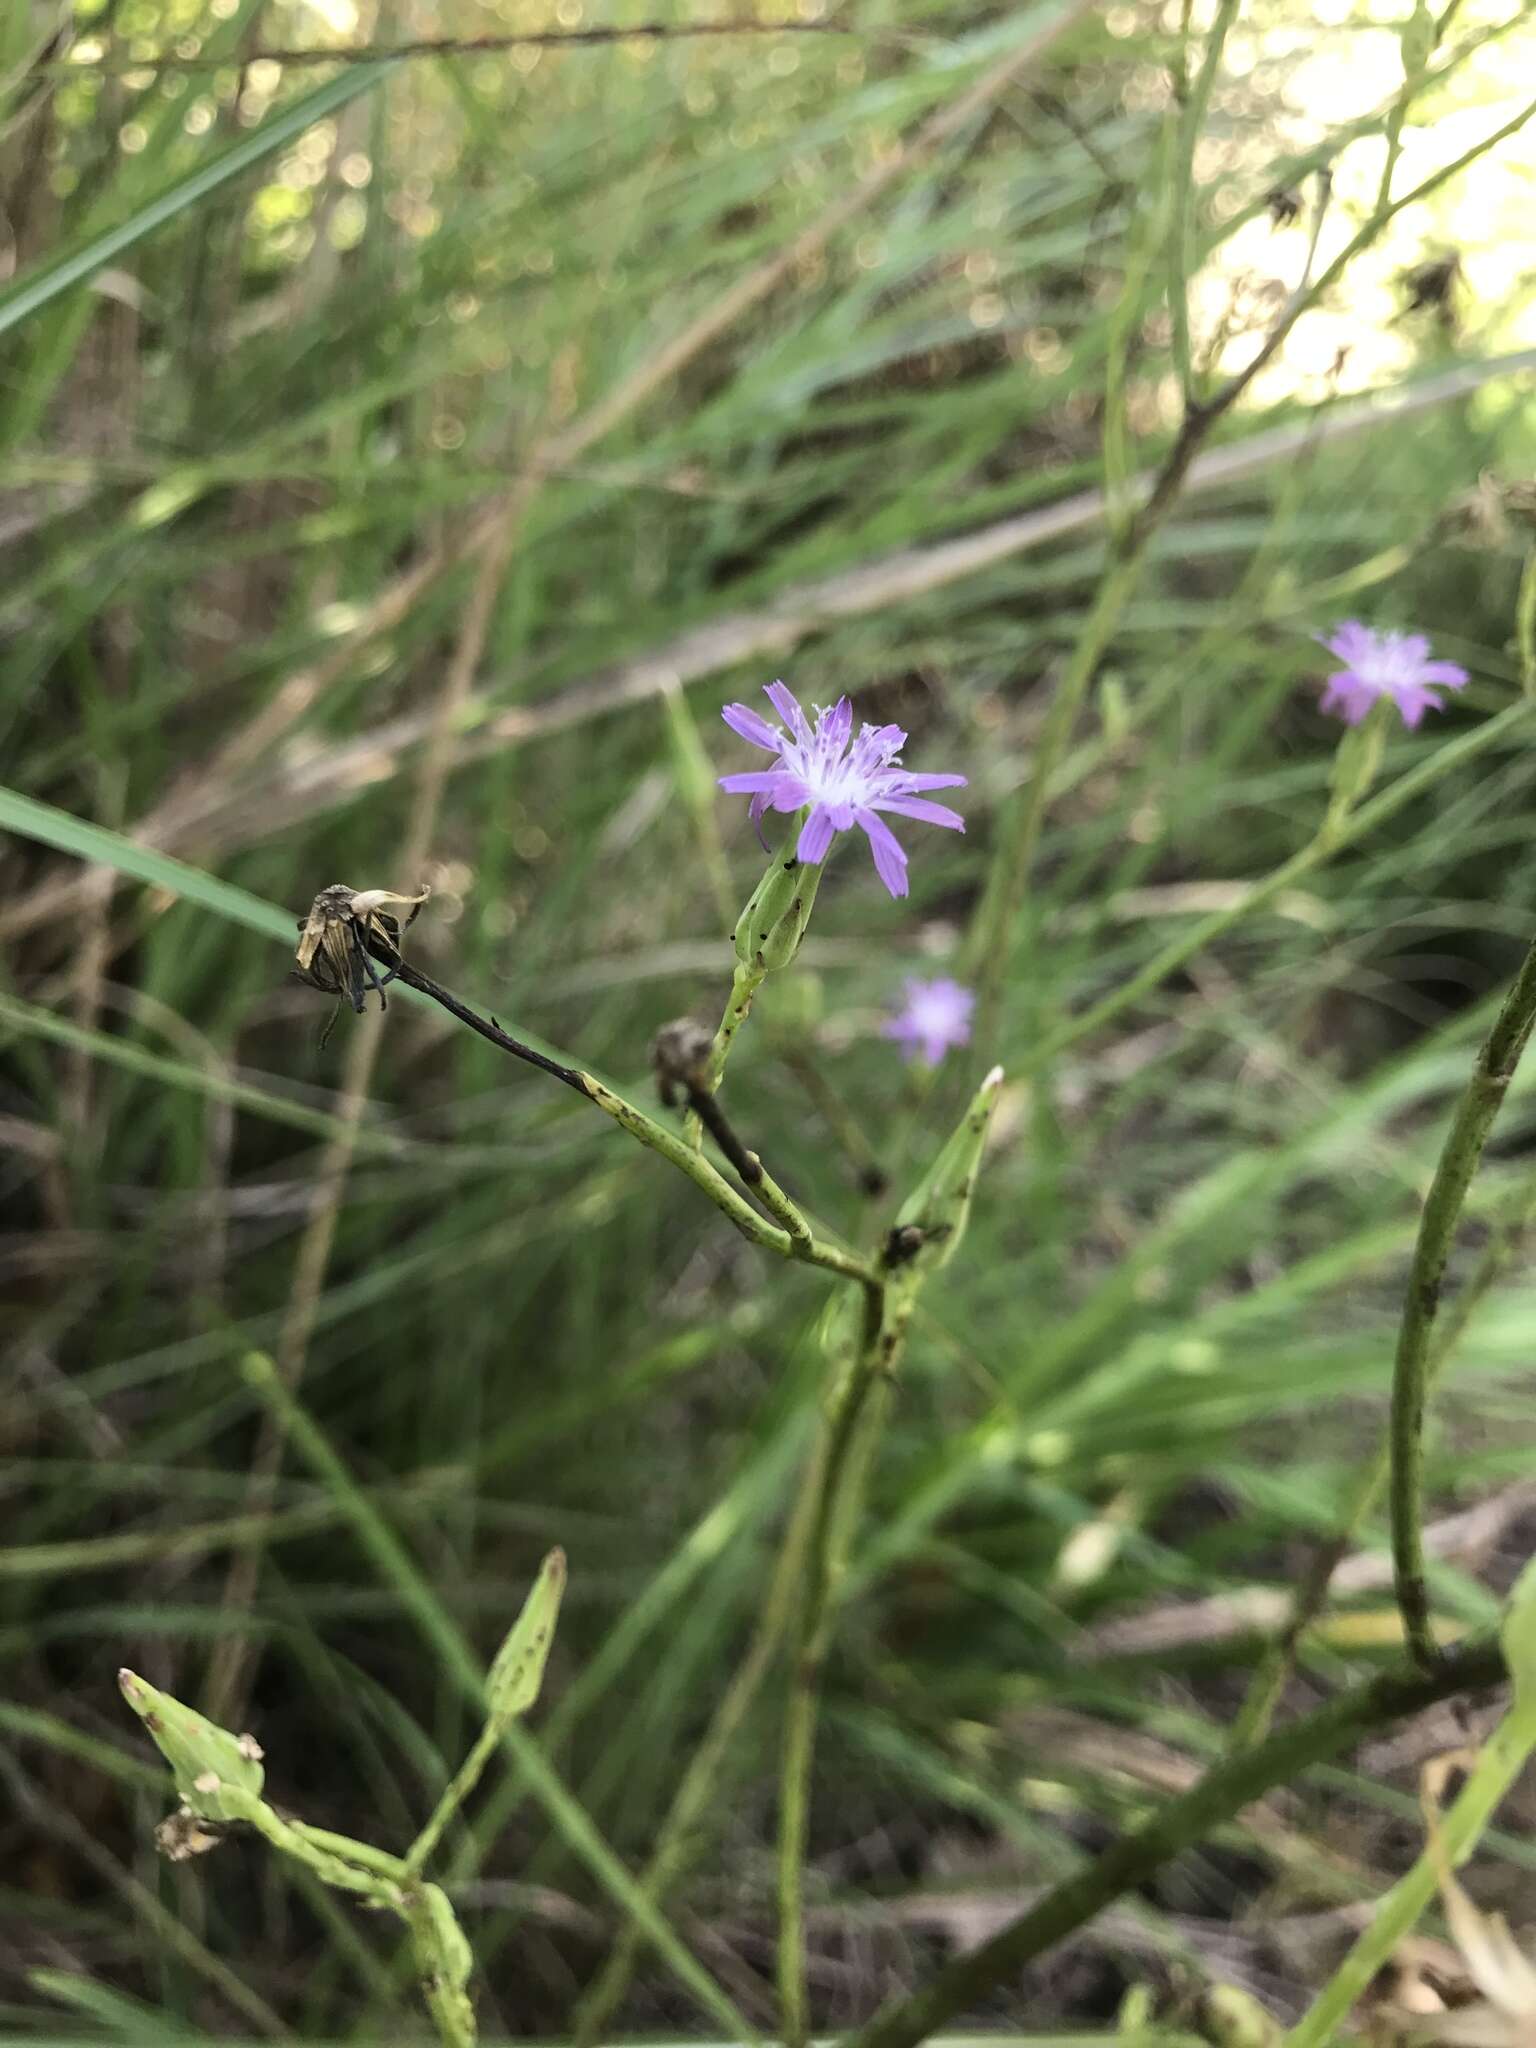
[155,1804,226,1862]
[294,882,430,1045]
[1265,184,1302,226]
[650,1018,714,1109]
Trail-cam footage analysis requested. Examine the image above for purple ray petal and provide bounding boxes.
[856,807,909,898]
[718,770,792,795]
[872,796,966,830]
[797,806,837,865]
[764,680,811,743]
[722,702,785,751]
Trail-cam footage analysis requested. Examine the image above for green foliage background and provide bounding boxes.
[4,0,1536,2039]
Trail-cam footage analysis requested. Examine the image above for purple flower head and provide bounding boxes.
[718,680,965,899]
[883,976,975,1066]
[1316,622,1469,730]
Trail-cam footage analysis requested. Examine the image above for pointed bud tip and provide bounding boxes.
[118,1668,137,1693]
[982,1064,1004,1090]
[546,1546,567,1581]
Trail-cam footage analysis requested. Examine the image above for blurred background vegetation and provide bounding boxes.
[4,0,1536,2040]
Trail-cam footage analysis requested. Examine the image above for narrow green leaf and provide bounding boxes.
[0,63,397,342]
[0,785,291,941]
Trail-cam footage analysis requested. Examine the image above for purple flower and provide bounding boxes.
[1316,622,1469,729]
[883,976,975,1066]
[718,680,965,899]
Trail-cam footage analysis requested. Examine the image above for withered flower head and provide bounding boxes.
[294,883,429,1044]
[155,1805,226,1862]
[650,1017,714,1109]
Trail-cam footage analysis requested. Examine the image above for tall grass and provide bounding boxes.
[5,0,1536,2040]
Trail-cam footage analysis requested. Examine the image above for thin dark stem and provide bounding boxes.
[1391,930,1536,1666]
[391,958,588,1094]
[843,1636,1507,2048]
[54,20,850,74]
[686,1084,763,1186]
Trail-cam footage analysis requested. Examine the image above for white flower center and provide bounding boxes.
[1355,634,1419,689]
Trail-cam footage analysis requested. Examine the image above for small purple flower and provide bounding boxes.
[883,977,975,1066]
[718,680,965,900]
[1316,622,1469,729]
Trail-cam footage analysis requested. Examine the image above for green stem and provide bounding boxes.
[711,959,766,1090]
[841,1636,1507,2048]
[1390,927,1536,1667]
[1231,1160,1536,1750]
[391,955,872,1289]
[778,1285,909,2046]
[1285,1696,1536,2047]
[402,1721,501,1881]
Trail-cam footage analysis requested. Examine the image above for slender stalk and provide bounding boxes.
[402,1721,502,1881]
[683,1081,817,1248]
[841,1636,1507,2048]
[1390,929,1536,1666]
[1231,1161,1536,1750]
[387,953,879,1289]
[778,1284,908,2046]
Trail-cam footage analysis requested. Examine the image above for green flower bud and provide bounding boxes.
[886,1064,1004,1283]
[732,853,822,976]
[118,1669,265,1822]
[487,1546,566,1725]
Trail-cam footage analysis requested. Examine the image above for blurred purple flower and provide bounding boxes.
[718,681,965,899]
[883,977,975,1066]
[1317,621,1469,729]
